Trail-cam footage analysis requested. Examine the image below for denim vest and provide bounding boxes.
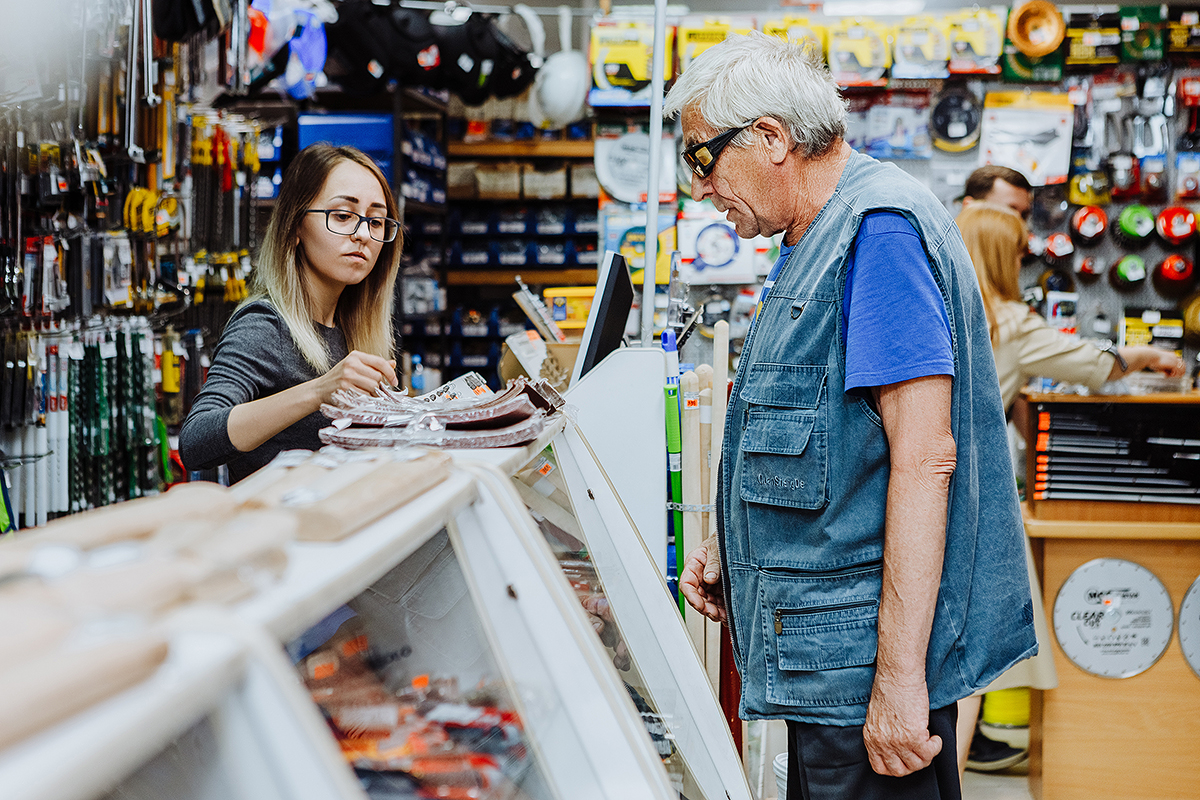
[720,151,1037,725]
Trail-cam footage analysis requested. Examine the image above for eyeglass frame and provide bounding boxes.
[304,208,400,243]
[681,122,755,179]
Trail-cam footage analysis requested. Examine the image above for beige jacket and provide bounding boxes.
[992,300,1115,411]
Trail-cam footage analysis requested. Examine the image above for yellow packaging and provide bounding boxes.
[761,16,827,59]
[947,8,1006,73]
[828,18,892,86]
[678,17,755,72]
[590,22,674,92]
[892,15,950,78]
[543,286,596,329]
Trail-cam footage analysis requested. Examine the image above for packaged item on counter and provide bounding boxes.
[891,16,950,79]
[677,17,755,73]
[864,91,932,160]
[979,91,1073,186]
[1065,11,1122,66]
[543,286,595,329]
[1044,291,1080,335]
[589,20,674,107]
[827,18,891,87]
[948,8,1006,74]
[761,16,827,56]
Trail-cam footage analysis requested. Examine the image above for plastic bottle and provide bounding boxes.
[411,354,426,393]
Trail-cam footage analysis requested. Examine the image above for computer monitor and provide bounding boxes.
[571,250,635,385]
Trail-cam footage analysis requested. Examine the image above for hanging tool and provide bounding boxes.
[141,0,160,107]
[125,0,144,163]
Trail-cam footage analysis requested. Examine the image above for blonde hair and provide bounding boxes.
[955,202,1027,343]
[250,143,402,372]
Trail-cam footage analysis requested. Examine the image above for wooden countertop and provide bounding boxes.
[1022,390,1200,404]
[1023,502,1200,539]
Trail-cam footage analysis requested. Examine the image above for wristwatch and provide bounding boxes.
[1099,342,1128,374]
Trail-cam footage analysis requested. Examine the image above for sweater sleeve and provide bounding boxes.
[178,303,293,471]
[993,302,1114,408]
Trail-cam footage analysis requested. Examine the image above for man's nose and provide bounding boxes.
[691,173,710,200]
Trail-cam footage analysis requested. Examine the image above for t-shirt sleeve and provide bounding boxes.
[178,302,290,471]
[842,212,955,393]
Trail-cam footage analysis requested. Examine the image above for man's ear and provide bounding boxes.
[754,117,791,164]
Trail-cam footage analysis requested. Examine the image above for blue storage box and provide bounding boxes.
[298,113,394,183]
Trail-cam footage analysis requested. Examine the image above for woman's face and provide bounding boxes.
[297,160,388,290]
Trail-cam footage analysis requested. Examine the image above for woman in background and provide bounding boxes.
[180,143,401,483]
[952,201,1185,776]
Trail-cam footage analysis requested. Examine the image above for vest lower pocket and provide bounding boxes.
[759,565,881,707]
[740,409,827,510]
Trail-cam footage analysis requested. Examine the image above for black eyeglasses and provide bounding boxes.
[306,209,399,242]
[682,124,753,179]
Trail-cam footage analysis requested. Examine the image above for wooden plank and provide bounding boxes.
[1038,537,1200,800]
[447,140,595,158]
[1026,499,1200,523]
[1026,515,1200,541]
[446,269,597,286]
[1021,391,1200,405]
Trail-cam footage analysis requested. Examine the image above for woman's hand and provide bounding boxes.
[315,351,398,403]
[1113,346,1187,381]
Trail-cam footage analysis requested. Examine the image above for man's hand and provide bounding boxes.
[863,673,942,776]
[679,534,727,623]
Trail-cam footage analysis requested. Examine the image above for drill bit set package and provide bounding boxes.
[318,376,566,450]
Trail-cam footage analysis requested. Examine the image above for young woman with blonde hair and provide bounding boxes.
[958,201,1183,411]
[953,200,1183,777]
[180,143,402,482]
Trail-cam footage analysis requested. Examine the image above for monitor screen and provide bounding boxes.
[571,250,635,385]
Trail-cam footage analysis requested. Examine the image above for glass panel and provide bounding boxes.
[100,717,237,800]
[513,447,708,800]
[288,528,558,800]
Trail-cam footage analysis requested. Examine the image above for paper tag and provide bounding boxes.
[668,452,682,471]
[1152,324,1183,337]
[1185,11,1200,24]
[683,391,700,409]
[1082,31,1102,46]
[1141,309,1162,324]
[68,342,85,361]
[99,342,118,359]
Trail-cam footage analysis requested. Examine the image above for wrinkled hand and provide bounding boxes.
[679,534,727,623]
[862,674,942,777]
[317,350,397,403]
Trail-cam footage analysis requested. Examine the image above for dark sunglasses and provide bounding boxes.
[682,124,753,178]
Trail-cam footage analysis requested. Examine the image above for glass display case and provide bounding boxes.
[1,462,686,800]
[501,425,752,800]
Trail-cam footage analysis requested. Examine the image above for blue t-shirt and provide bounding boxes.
[755,212,954,393]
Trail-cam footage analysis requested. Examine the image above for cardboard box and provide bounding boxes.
[447,161,478,199]
[523,165,568,199]
[570,164,600,198]
[477,163,524,199]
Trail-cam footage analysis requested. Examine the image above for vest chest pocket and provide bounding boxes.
[738,365,829,511]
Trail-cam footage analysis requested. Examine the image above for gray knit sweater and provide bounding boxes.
[179,300,347,483]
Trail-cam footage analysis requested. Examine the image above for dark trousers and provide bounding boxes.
[786,704,961,800]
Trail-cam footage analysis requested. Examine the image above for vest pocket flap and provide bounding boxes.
[775,614,878,672]
[740,364,827,409]
[743,410,815,455]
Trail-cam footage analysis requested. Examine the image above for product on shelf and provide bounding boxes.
[1070,205,1108,246]
[1006,0,1065,58]
[947,8,1006,74]
[930,84,982,153]
[1043,232,1075,268]
[891,16,950,79]
[827,18,891,86]
[760,16,827,56]
[1156,206,1197,246]
[1110,253,1148,291]
[1113,204,1156,247]
[1153,254,1196,297]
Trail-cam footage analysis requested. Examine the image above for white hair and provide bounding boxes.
[664,31,847,158]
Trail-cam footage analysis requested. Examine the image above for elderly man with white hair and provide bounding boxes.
[671,33,1037,800]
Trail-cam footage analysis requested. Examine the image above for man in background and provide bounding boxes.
[961,165,1033,219]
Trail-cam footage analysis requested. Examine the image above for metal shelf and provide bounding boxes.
[446,268,597,286]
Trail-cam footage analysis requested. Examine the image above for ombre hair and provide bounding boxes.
[250,143,401,372]
[664,30,847,158]
[955,202,1027,343]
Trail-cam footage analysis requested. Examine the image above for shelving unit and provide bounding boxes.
[448,140,595,158]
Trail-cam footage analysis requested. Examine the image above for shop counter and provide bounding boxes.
[1019,391,1200,800]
